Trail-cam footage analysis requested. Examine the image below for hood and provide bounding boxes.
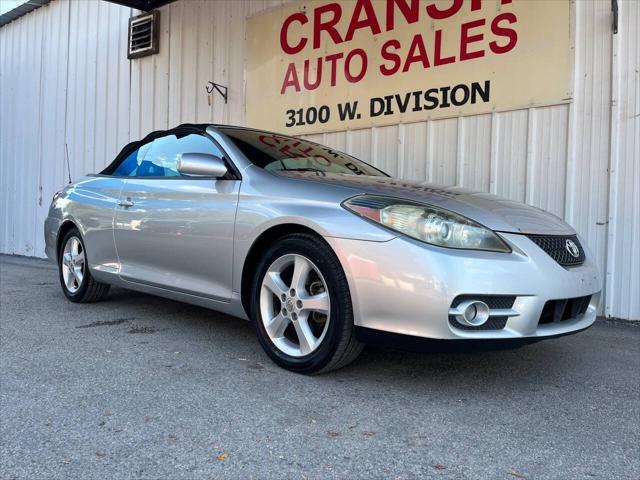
[278,172,574,235]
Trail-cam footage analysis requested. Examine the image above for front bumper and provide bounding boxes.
[44,215,62,262]
[325,232,601,341]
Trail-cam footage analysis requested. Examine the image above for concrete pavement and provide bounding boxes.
[1,254,638,479]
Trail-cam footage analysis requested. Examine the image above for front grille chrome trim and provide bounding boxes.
[448,307,519,318]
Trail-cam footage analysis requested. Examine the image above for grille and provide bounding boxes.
[451,295,516,310]
[449,316,508,331]
[448,295,516,331]
[527,234,585,267]
[539,295,592,325]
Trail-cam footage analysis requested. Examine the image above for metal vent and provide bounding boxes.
[127,11,159,59]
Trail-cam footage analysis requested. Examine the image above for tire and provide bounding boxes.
[58,227,110,303]
[250,233,363,374]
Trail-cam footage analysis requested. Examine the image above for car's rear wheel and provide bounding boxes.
[251,233,363,374]
[58,228,110,302]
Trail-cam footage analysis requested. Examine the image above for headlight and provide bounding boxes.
[343,195,510,253]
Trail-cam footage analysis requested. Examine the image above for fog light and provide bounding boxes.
[455,300,490,327]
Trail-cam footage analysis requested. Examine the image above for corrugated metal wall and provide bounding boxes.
[0,0,132,258]
[605,0,640,320]
[0,0,638,320]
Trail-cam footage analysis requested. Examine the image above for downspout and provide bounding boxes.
[604,0,619,318]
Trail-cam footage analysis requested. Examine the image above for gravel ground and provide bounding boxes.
[1,254,639,479]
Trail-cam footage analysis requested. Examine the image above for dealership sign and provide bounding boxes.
[246,0,572,134]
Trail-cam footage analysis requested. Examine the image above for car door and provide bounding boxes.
[113,131,240,301]
[61,176,125,280]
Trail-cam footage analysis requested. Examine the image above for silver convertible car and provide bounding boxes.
[45,124,602,373]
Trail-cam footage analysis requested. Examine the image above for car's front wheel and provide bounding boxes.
[58,228,110,303]
[251,233,363,374]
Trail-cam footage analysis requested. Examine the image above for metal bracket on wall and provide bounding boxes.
[206,82,228,104]
[611,0,618,34]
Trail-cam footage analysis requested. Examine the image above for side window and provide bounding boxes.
[112,142,151,176]
[178,134,225,159]
[134,133,225,178]
[111,133,226,178]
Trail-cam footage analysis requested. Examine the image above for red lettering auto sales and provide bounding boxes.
[278,0,517,129]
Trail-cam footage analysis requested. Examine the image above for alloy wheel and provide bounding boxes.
[61,236,85,293]
[259,254,331,357]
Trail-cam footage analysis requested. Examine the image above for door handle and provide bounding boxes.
[118,199,134,208]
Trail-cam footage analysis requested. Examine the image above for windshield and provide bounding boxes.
[219,128,387,177]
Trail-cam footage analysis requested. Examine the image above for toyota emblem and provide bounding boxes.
[565,239,580,258]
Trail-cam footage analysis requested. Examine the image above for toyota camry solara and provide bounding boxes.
[44,124,602,373]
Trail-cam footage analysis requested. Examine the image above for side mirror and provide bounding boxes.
[177,153,228,178]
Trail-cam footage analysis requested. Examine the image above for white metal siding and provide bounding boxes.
[606,0,640,320]
[0,0,637,320]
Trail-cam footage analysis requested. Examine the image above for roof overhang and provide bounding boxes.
[0,0,176,28]
[0,0,50,28]
[104,0,176,11]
